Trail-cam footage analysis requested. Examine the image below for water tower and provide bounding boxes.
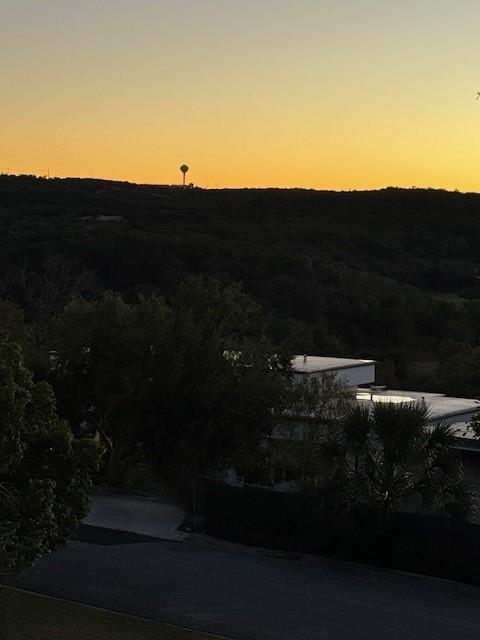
[180,164,189,187]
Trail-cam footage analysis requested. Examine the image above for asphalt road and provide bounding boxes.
[16,534,480,640]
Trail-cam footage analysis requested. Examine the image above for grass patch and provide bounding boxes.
[1,587,225,640]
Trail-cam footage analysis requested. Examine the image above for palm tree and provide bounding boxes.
[317,401,475,521]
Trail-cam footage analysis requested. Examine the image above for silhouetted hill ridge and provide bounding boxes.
[3,174,480,394]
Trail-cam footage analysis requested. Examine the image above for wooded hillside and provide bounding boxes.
[2,175,480,395]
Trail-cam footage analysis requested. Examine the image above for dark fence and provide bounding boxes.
[205,480,480,585]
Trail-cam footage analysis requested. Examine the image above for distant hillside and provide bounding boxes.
[3,175,480,395]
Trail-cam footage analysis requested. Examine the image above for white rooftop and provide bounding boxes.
[357,388,480,432]
[293,355,375,375]
[292,355,480,448]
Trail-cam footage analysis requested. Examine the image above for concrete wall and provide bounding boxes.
[294,363,375,389]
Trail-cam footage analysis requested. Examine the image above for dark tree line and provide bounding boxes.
[2,174,480,396]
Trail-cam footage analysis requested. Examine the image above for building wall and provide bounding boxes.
[294,363,376,390]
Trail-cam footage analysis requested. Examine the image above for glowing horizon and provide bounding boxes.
[2,1,480,191]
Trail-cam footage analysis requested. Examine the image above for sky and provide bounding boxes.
[2,0,480,190]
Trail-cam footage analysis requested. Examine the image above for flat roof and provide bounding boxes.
[357,388,480,424]
[293,355,375,375]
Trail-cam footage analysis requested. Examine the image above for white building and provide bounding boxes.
[293,355,480,450]
[292,355,376,391]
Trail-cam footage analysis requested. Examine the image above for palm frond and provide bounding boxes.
[341,404,371,447]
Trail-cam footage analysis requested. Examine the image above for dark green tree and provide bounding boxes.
[0,337,101,577]
[265,372,353,486]
[146,277,293,482]
[51,291,171,486]
[51,279,292,488]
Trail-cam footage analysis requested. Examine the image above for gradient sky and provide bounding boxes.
[2,1,480,190]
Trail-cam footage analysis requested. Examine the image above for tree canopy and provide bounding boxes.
[49,278,293,487]
[0,337,101,576]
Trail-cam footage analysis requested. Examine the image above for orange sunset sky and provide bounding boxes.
[2,1,480,190]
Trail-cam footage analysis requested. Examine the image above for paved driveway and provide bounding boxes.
[17,536,480,640]
[85,493,187,541]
